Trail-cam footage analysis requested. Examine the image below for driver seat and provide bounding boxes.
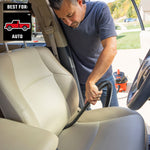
[0,47,147,150]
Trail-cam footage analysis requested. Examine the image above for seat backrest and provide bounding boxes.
[0,47,79,135]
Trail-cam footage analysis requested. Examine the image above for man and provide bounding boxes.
[48,0,118,106]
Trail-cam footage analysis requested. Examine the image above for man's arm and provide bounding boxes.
[85,36,117,105]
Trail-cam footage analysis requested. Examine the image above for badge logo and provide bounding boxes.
[3,3,31,41]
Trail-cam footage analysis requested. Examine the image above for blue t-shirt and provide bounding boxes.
[61,1,117,84]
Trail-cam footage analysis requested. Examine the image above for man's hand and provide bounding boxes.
[84,37,116,105]
[85,82,102,105]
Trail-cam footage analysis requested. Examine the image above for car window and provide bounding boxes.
[31,16,45,43]
[13,21,18,24]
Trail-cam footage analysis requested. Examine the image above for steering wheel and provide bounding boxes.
[64,81,112,129]
[127,50,150,110]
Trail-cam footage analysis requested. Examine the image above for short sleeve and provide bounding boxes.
[96,3,117,41]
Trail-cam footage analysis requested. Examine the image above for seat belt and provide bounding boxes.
[44,25,60,61]
[30,0,60,61]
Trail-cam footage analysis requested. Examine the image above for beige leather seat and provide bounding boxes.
[0,47,147,150]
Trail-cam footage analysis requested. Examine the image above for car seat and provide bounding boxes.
[0,47,147,150]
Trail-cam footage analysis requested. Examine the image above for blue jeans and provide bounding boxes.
[80,75,119,107]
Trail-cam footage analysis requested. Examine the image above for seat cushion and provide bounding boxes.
[0,47,79,135]
[78,107,138,122]
[58,107,146,150]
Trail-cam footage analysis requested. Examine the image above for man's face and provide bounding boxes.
[54,0,85,28]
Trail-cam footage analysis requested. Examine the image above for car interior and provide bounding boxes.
[0,0,149,150]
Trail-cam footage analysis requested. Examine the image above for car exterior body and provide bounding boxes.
[124,18,137,22]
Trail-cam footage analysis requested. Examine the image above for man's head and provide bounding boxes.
[48,0,86,28]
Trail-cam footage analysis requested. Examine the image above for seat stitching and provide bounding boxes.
[2,54,40,124]
[88,121,101,150]
[23,75,52,91]
[36,48,71,76]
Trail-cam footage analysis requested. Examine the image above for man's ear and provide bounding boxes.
[77,0,83,6]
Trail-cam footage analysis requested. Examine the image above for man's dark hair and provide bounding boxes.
[48,0,63,10]
[48,0,77,10]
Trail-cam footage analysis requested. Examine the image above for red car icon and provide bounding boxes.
[4,20,30,31]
